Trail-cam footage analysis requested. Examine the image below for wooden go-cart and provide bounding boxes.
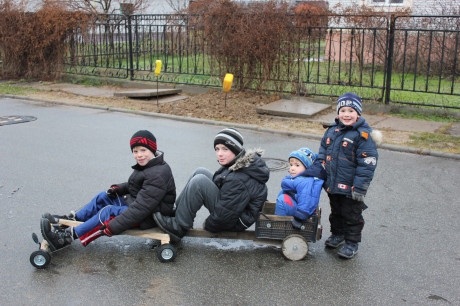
[30,202,322,269]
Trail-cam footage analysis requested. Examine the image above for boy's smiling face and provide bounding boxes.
[338,106,359,126]
[132,146,155,166]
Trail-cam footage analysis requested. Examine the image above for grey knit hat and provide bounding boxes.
[214,128,244,155]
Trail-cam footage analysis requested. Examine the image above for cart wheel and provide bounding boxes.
[156,244,177,263]
[282,234,309,261]
[30,250,51,269]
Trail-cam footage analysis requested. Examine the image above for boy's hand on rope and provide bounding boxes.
[106,185,121,199]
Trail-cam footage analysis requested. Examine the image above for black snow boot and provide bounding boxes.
[337,241,359,259]
[153,212,185,243]
[325,234,345,248]
[40,218,74,251]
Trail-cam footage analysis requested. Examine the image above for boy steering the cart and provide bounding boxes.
[40,130,176,251]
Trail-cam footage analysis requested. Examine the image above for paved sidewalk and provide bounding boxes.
[24,82,459,136]
[6,81,459,159]
[257,96,459,136]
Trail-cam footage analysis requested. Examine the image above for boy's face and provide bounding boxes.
[338,106,359,126]
[132,146,155,166]
[289,157,306,177]
[215,144,236,166]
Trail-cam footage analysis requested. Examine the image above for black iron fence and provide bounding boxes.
[64,14,460,109]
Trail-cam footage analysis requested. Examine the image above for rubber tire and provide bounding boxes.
[30,250,51,269]
[282,234,309,261]
[156,244,177,263]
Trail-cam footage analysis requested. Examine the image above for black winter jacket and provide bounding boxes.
[108,151,176,234]
[204,149,270,233]
[317,117,379,197]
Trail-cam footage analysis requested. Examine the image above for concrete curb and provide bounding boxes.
[3,94,459,160]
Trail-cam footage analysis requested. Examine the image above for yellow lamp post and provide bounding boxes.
[223,73,233,108]
[155,60,162,106]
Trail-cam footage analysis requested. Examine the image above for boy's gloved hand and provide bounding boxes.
[99,224,114,237]
[352,190,365,202]
[106,185,120,199]
[291,217,304,229]
[292,210,310,229]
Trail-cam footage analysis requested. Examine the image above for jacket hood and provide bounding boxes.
[229,148,269,183]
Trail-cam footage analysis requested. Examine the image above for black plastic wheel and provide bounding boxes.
[156,243,177,263]
[30,250,51,269]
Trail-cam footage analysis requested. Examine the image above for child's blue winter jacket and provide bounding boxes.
[275,169,324,220]
[318,117,378,197]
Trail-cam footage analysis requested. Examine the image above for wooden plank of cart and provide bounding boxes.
[30,202,322,268]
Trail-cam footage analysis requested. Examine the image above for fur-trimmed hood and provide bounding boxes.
[228,148,269,184]
[229,148,264,171]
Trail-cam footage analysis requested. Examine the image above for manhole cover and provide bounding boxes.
[0,116,37,126]
[263,157,289,172]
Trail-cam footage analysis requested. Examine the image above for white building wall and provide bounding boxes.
[325,0,456,15]
[13,0,458,15]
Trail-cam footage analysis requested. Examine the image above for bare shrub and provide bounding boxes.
[188,0,295,92]
[0,0,89,80]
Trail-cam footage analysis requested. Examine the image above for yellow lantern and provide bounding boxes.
[223,73,233,93]
[155,60,162,76]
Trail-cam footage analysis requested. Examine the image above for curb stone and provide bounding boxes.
[3,93,459,161]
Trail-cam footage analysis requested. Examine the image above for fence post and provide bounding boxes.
[126,15,134,80]
[384,14,396,105]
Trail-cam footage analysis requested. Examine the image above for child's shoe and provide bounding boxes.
[337,241,359,259]
[325,234,345,248]
[40,218,74,251]
[42,211,77,224]
[153,212,185,242]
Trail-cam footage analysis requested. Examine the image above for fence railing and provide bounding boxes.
[64,14,460,109]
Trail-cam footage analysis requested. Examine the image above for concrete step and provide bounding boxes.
[114,88,182,98]
[256,98,331,119]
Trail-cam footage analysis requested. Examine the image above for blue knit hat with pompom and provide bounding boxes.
[288,147,317,168]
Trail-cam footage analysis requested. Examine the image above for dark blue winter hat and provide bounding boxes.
[288,147,317,168]
[337,92,362,116]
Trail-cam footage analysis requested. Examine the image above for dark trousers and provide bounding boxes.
[328,193,365,243]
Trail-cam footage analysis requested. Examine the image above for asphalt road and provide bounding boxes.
[1,97,459,305]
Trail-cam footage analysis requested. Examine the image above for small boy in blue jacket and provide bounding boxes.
[318,92,381,259]
[275,148,325,229]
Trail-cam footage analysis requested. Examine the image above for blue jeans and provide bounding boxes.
[74,191,127,237]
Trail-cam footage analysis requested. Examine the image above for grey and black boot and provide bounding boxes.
[337,241,359,259]
[153,212,185,243]
[325,234,345,248]
[42,211,77,224]
[40,218,74,251]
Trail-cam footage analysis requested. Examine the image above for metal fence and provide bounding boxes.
[64,14,460,109]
